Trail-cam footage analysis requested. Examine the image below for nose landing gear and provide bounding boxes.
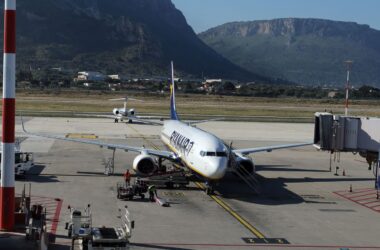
[205,181,215,195]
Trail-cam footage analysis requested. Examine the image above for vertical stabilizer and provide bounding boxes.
[170,61,180,121]
[123,97,128,112]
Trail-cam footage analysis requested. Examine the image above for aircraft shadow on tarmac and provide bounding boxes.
[22,166,118,183]
[256,164,331,173]
[21,164,60,183]
[215,173,304,205]
[214,165,374,206]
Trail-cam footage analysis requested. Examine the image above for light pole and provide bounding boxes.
[344,60,353,116]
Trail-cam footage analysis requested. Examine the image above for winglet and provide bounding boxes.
[170,61,180,121]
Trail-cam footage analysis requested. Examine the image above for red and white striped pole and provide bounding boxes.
[0,0,16,231]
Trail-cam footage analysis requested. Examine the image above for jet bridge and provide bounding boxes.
[313,112,380,192]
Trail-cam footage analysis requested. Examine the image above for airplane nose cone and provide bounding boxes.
[208,158,228,179]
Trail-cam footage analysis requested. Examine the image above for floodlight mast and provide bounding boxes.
[344,60,353,116]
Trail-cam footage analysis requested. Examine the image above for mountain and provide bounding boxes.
[199,18,380,86]
[1,0,264,81]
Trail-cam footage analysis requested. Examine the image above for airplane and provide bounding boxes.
[22,62,311,194]
[109,96,143,123]
[85,96,163,125]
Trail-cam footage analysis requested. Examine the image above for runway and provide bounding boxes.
[10,117,380,249]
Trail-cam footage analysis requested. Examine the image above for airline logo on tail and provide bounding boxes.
[170,61,180,121]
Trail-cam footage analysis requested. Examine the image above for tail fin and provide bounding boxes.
[170,61,180,121]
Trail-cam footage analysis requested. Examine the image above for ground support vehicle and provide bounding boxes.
[116,181,148,200]
[138,170,189,189]
[0,149,34,177]
[66,205,134,250]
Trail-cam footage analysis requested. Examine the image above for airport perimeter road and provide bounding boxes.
[10,117,380,249]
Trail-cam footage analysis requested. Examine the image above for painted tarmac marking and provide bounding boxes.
[242,237,290,244]
[334,189,380,214]
[195,182,266,239]
[30,195,63,242]
[65,133,98,139]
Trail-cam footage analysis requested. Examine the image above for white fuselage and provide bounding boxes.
[113,108,135,118]
[161,120,229,180]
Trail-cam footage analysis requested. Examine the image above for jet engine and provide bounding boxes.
[132,154,157,175]
[235,156,255,174]
[113,108,120,116]
[128,109,135,116]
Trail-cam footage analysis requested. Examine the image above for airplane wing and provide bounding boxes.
[76,113,165,125]
[21,118,176,160]
[233,142,312,156]
[187,118,223,125]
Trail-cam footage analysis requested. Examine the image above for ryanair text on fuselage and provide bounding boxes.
[170,130,194,156]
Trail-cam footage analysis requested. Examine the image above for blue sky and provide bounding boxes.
[172,0,380,33]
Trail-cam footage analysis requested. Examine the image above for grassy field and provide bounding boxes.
[9,90,380,121]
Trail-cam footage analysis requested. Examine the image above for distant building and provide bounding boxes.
[201,79,223,93]
[205,79,222,84]
[108,74,130,81]
[77,71,107,81]
[108,74,121,80]
[328,91,337,98]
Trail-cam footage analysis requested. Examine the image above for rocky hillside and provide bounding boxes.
[1,0,264,80]
[199,18,380,86]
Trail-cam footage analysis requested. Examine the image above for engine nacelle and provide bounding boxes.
[128,109,135,116]
[235,156,255,174]
[113,108,120,116]
[132,154,157,175]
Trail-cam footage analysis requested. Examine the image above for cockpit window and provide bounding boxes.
[201,151,227,157]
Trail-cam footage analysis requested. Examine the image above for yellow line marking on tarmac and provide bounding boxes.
[65,133,98,139]
[128,124,266,239]
[195,182,265,239]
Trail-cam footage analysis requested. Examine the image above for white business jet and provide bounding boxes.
[109,96,142,123]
